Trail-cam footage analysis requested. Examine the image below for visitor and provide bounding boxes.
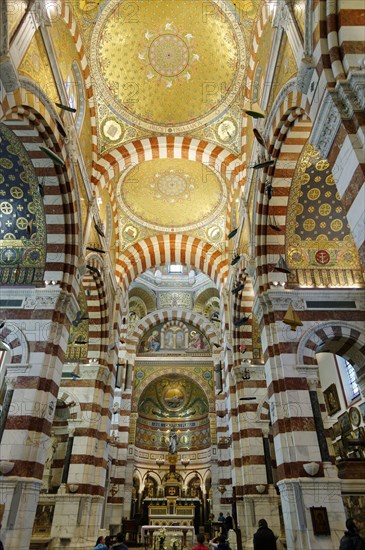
[94,535,108,550]
[253,519,277,550]
[225,514,233,531]
[217,513,225,523]
[0,523,4,550]
[105,536,112,548]
[339,518,365,550]
[111,533,129,550]
[192,533,209,550]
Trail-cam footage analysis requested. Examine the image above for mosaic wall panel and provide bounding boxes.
[0,123,46,285]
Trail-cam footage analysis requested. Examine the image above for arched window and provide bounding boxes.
[344,360,360,401]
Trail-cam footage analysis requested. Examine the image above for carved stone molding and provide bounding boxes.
[5,364,30,376]
[0,55,19,92]
[264,79,297,141]
[267,291,305,311]
[5,376,17,390]
[310,92,341,158]
[297,56,315,94]
[337,72,365,114]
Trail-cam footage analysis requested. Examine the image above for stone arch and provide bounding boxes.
[131,366,215,414]
[81,254,110,364]
[92,136,239,190]
[94,137,241,251]
[1,104,79,289]
[254,101,312,291]
[116,235,228,296]
[297,321,365,370]
[57,389,82,421]
[259,400,270,422]
[126,309,220,355]
[0,322,29,364]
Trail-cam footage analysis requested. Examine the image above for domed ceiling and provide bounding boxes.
[117,158,226,231]
[136,374,210,451]
[90,0,245,133]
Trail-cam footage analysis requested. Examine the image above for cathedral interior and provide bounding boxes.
[0,0,365,549]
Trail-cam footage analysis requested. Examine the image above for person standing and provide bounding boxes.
[94,535,108,550]
[339,518,365,550]
[111,533,129,550]
[253,519,277,550]
[0,523,4,550]
[191,533,210,550]
[217,513,225,523]
[225,514,233,532]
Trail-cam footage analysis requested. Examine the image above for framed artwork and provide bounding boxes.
[338,411,352,435]
[358,402,365,422]
[310,507,331,536]
[333,422,341,438]
[323,384,341,416]
[349,406,361,427]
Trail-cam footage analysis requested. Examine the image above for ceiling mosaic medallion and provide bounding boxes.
[117,158,226,232]
[90,0,245,132]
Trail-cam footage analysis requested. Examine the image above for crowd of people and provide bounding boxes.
[92,516,365,550]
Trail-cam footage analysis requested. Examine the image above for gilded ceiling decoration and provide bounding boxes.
[267,33,297,114]
[18,30,60,107]
[118,158,226,231]
[90,0,245,133]
[286,144,362,271]
[0,123,46,285]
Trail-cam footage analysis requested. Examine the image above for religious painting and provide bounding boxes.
[338,411,352,435]
[310,507,331,536]
[323,384,341,416]
[332,421,341,438]
[138,321,210,354]
[32,504,55,536]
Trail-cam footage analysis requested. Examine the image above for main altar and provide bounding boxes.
[141,451,197,549]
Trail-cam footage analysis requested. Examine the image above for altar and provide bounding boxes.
[141,524,195,549]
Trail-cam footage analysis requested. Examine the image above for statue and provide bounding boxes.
[169,430,178,454]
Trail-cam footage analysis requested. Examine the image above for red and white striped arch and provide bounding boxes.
[92,136,240,189]
[0,322,28,364]
[254,102,312,291]
[116,235,229,295]
[1,95,80,294]
[82,254,110,365]
[298,321,365,369]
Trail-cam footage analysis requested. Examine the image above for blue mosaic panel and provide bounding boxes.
[0,123,46,285]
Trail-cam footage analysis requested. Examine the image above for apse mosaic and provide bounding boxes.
[286,144,362,271]
[138,321,210,355]
[136,374,211,451]
[0,123,46,285]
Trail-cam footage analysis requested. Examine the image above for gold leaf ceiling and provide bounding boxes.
[89,0,246,133]
[117,158,226,231]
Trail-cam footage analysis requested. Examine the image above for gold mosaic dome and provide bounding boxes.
[90,0,245,132]
[117,158,226,231]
